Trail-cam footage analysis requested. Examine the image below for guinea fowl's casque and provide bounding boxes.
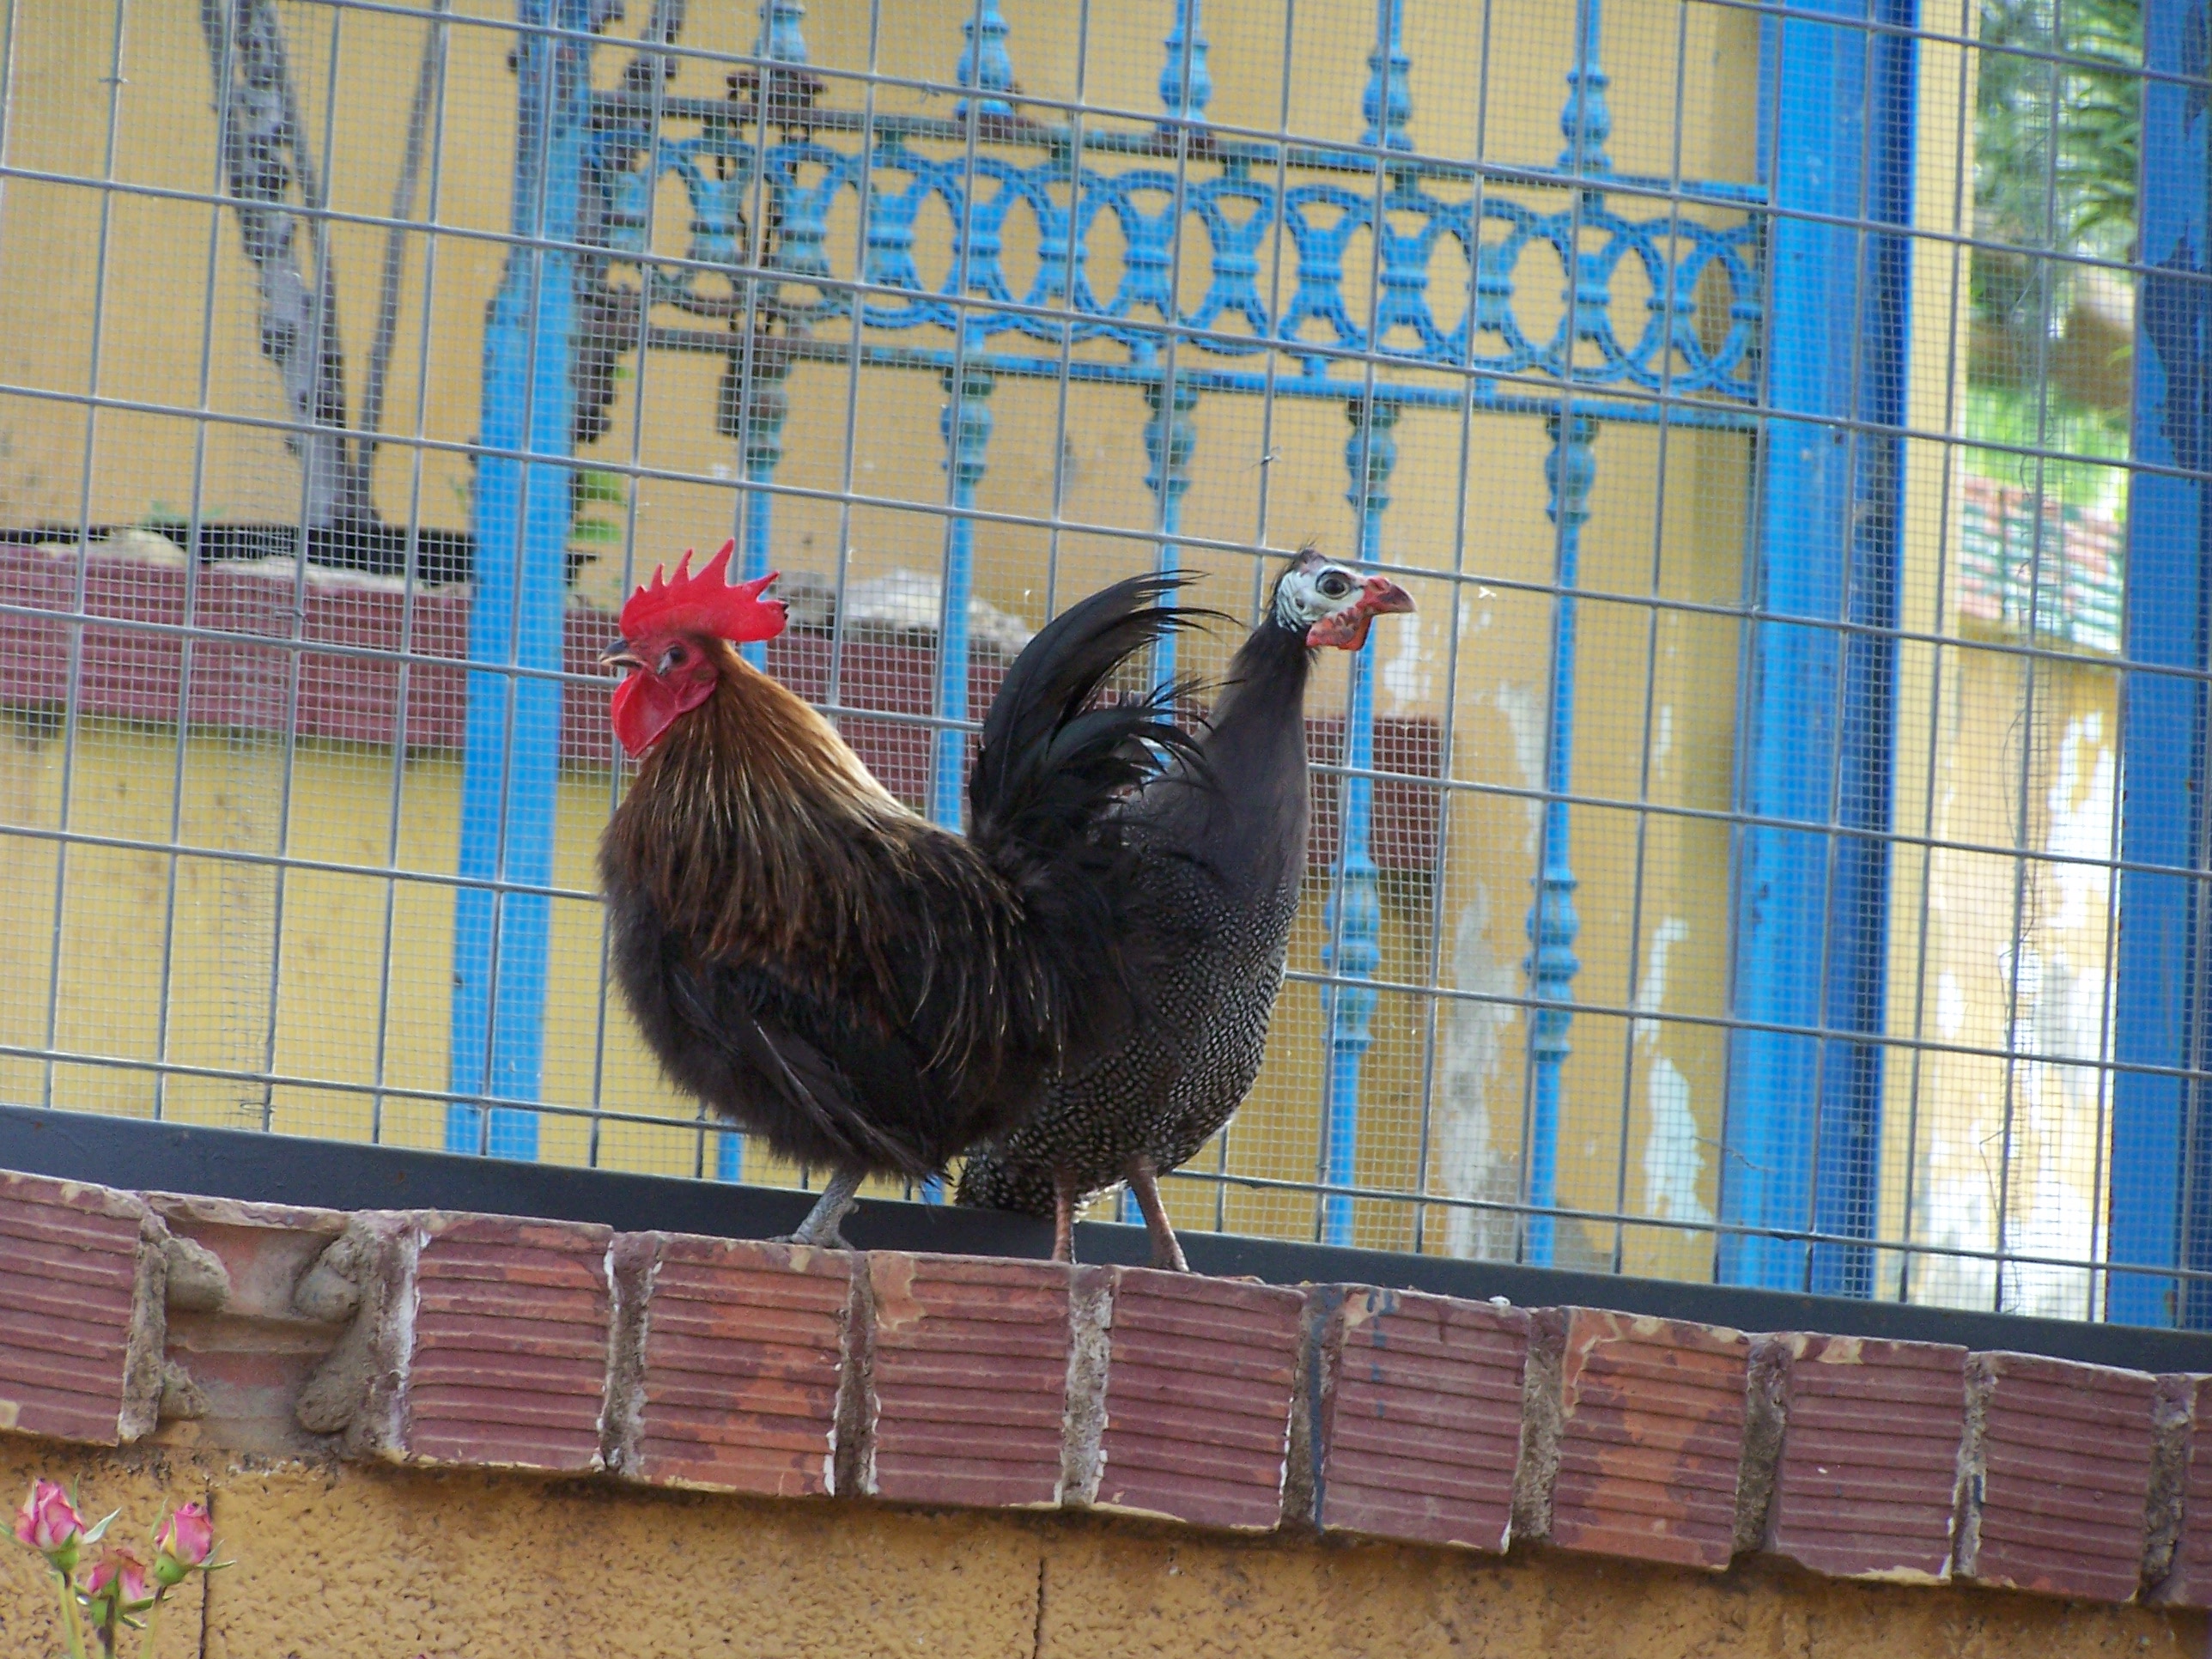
[597,544,1206,1249]
[954,545,1414,1268]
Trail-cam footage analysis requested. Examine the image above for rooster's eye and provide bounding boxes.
[659,645,687,674]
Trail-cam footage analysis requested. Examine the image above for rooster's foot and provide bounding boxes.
[769,1167,863,1251]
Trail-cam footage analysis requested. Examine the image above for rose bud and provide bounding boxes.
[13,1480,84,1569]
[151,1503,216,1587]
[82,1547,157,1620]
[82,1548,158,1627]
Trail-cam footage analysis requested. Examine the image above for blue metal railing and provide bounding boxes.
[446,0,593,1162]
[452,0,1766,1261]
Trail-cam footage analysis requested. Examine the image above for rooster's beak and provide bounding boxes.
[599,638,644,676]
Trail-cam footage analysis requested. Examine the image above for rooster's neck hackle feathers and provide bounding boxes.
[603,643,916,965]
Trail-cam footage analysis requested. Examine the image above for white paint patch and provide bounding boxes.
[1937,972,1966,1042]
[1491,678,1548,857]
[1380,608,1429,713]
[1630,917,1689,1038]
[1641,1059,1714,1227]
[1650,703,1674,780]
[1631,919,1711,1229]
[2044,710,2116,939]
[1435,887,1524,1262]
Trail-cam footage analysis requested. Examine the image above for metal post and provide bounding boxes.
[932,368,993,832]
[955,0,1015,120]
[1142,374,1198,692]
[1361,0,1410,151]
[1159,0,1212,125]
[1516,0,1610,1268]
[2111,0,2212,1328]
[1523,414,1595,1267]
[447,0,591,1160]
[1321,398,1398,1246]
[1723,0,1911,1292]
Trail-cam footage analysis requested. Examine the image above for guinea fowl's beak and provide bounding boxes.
[599,638,643,676]
[1310,574,1415,650]
[1358,574,1415,617]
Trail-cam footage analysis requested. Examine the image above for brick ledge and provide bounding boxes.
[2,1165,2204,1607]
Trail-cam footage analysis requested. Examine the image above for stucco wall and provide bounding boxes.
[2,1438,2201,1659]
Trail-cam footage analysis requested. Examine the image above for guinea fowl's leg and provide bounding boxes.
[776,1166,863,1249]
[1052,1171,1079,1264]
[1125,1156,1190,1273]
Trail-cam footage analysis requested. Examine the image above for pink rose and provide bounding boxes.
[151,1502,216,1585]
[82,1547,155,1618]
[152,1503,214,1566]
[12,1480,82,1560]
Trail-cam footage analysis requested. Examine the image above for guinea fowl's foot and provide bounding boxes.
[1126,1156,1191,1273]
[770,1167,863,1250]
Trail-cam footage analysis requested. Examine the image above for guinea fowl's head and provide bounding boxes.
[1272,544,1414,651]
[599,540,789,758]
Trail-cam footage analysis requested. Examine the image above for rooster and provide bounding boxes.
[597,542,1206,1248]
[957,545,1413,1268]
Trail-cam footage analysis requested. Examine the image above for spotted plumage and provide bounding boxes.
[955,547,1413,1267]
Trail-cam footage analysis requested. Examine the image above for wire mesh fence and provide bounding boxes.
[0,0,2200,1324]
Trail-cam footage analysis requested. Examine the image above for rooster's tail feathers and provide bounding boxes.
[968,574,1216,855]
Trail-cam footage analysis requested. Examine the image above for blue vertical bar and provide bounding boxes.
[1519,0,1610,1267]
[1526,414,1595,1267]
[447,0,590,1160]
[1320,399,1397,1245]
[1143,374,1197,693]
[1723,0,1911,1292]
[932,368,992,832]
[713,1,811,1182]
[2110,0,2212,1328]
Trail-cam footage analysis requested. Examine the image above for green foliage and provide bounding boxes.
[1967,0,2140,470]
[1963,384,2130,510]
[1975,0,2141,268]
[570,467,628,549]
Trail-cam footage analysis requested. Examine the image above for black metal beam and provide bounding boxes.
[6,1103,2209,1373]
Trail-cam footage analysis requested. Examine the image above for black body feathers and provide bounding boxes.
[599,574,1208,1184]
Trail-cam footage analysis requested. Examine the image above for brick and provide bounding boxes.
[1956,1351,2155,1602]
[623,1234,854,1498]
[2147,1373,2209,1606]
[402,1214,613,1473]
[1533,1308,1749,1571]
[1760,1334,1965,1582]
[866,1253,1074,1508]
[1310,1287,1528,1552]
[0,1170,162,1445]
[1093,1269,1304,1532]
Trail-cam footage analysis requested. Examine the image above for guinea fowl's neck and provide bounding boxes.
[1145,611,1315,884]
[602,648,912,956]
[1203,611,1315,768]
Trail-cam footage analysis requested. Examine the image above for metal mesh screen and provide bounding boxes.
[0,0,2199,1325]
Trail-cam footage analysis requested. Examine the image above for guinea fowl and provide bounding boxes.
[955,545,1414,1268]
[597,543,1205,1249]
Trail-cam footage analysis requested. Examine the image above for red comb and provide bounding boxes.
[619,540,787,645]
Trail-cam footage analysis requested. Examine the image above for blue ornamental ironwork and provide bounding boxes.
[455,0,1765,1251]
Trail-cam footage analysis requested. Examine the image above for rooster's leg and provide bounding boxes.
[1125,1156,1189,1273]
[1052,1172,1078,1265]
[778,1166,862,1250]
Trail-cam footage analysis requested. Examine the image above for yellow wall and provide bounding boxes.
[2,1437,2200,1657]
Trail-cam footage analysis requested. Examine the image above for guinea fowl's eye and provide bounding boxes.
[659,644,687,674]
[1316,572,1353,600]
